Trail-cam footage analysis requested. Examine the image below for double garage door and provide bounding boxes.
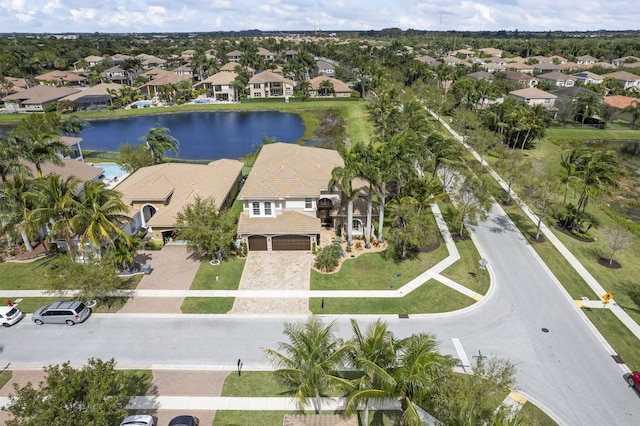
[248,235,310,251]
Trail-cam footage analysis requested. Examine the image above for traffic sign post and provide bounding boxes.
[600,292,614,320]
[478,258,488,284]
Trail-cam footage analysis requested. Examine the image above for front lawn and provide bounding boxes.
[190,255,245,291]
[0,257,56,290]
[309,279,474,314]
[180,297,235,314]
[311,246,448,291]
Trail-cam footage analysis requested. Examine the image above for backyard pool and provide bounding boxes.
[96,162,129,187]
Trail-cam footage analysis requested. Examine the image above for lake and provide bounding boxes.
[80,111,305,160]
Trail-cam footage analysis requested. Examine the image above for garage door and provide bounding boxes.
[248,236,267,251]
[272,235,310,251]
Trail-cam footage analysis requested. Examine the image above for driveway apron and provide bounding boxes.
[230,251,313,315]
[118,246,202,314]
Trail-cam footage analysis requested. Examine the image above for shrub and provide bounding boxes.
[145,239,163,250]
[314,243,343,272]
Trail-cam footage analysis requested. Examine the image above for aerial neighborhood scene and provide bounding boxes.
[2,1,640,425]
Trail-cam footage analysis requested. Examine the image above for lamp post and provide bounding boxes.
[478,258,488,284]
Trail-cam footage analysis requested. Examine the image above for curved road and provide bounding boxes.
[3,203,640,424]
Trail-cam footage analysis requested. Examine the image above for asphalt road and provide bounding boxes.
[2,203,640,425]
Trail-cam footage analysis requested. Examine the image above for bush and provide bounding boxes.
[144,239,163,250]
[314,243,343,272]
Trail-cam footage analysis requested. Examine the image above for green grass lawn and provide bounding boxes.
[0,257,57,290]
[583,307,640,372]
[311,246,448,291]
[546,127,640,141]
[190,256,245,290]
[212,411,291,426]
[180,297,235,314]
[310,279,474,314]
[121,370,153,396]
[221,371,291,397]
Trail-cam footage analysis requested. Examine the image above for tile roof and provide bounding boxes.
[59,136,83,147]
[237,210,320,235]
[35,70,86,83]
[248,70,294,85]
[537,71,574,81]
[61,82,123,102]
[116,159,243,228]
[604,95,640,109]
[238,143,343,200]
[308,76,350,93]
[2,85,80,104]
[198,71,238,85]
[509,87,557,99]
[23,158,104,185]
[601,71,640,81]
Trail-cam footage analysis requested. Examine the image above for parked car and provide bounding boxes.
[32,301,91,326]
[119,414,155,426]
[628,372,640,390]
[0,305,24,327]
[168,415,199,426]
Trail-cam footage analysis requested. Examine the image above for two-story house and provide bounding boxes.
[194,71,238,102]
[237,143,370,251]
[247,71,294,99]
[536,71,575,87]
[601,71,640,91]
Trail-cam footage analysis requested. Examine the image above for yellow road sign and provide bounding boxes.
[603,292,613,301]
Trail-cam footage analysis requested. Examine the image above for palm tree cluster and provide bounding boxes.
[332,87,471,257]
[266,317,522,426]
[0,113,133,259]
[558,147,622,234]
[479,97,549,150]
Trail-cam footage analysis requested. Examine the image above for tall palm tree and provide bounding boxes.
[560,147,588,204]
[264,316,353,414]
[424,133,464,178]
[139,126,179,164]
[346,319,398,426]
[574,150,621,213]
[27,174,81,258]
[624,101,640,129]
[329,145,362,247]
[69,181,132,255]
[0,174,37,252]
[573,91,602,126]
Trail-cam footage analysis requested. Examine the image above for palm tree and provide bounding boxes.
[329,145,362,247]
[574,150,621,213]
[0,174,37,252]
[140,126,179,164]
[624,101,640,129]
[560,147,588,204]
[346,319,397,426]
[0,137,30,184]
[424,133,464,178]
[348,332,454,426]
[573,91,602,126]
[264,316,353,414]
[27,174,81,258]
[69,181,132,255]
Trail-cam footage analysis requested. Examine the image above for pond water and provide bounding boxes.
[79,111,306,160]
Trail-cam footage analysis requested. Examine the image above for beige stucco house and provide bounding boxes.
[308,76,351,98]
[509,87,557,107]
[116,160,244,243]
[237,143,370,252]
[247,71,295,99]
[194,71,238,101]
[2,85,80,112]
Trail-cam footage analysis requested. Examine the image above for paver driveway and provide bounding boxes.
[230,251,313,315]
[119,245,202,314]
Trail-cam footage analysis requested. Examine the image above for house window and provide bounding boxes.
[253,84,261,89]
[264,202,272,215]
[352,220,361,231]
[252,202,260,215]
[253,92,262,98]
[305,198,313,209]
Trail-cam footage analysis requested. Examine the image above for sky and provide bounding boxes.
[1,0,638,34]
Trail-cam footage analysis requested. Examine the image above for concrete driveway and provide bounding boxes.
[230,251,313,315]
[118,246,202,314]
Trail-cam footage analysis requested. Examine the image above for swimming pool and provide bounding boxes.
[195,98,214,104]
[131,100,153,108]
[97,162,129,187]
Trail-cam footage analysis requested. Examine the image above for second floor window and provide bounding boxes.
[252,202,260,215]
[305,198,313,209]
[264,202,272,215]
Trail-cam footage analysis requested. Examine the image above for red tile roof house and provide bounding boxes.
[2,85,79,112]
[237,143,372,252]
[509,87,557,108]
[536,71,576,87]
[603,95,640,123]
[35,70,86,87]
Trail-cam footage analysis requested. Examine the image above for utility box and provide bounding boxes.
[142,264,152,275]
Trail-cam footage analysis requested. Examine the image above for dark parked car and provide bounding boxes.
[168,415,199,426]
